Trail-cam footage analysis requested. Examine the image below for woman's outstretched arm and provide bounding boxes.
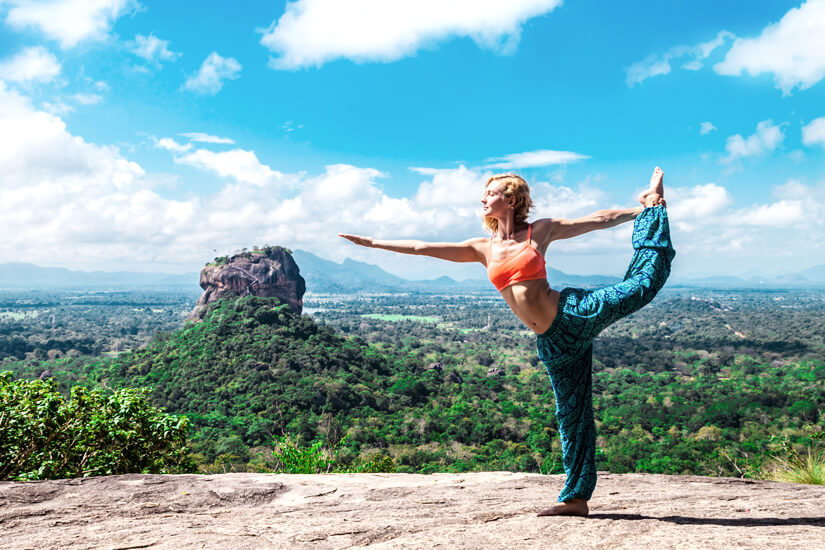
[534,207,644,244]
[338,234,488,264]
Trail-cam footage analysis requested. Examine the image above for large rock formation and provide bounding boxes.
[189,246,305,320]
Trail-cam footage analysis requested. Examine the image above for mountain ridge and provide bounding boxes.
[2,255,825,291]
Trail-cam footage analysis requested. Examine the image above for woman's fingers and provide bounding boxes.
[338,233,373,247]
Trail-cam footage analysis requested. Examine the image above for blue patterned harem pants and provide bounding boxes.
[536,206,675,502]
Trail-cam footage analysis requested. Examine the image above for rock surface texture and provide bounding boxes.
[2,472,824,549]
[189,247,305,319]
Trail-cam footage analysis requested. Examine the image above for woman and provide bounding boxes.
[339,167,675,517]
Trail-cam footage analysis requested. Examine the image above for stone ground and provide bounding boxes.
[1,472,824,549]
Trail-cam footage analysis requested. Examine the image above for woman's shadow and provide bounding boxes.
[588,513,825,527]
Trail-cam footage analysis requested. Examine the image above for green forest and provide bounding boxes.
[3,289,824,480]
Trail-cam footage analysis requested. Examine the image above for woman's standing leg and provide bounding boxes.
[536,294,598,516]
[548,345,597,503]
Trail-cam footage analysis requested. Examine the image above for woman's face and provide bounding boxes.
[481,180,512,217]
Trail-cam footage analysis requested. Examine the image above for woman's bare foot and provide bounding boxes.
[537,498,589,517]
[638,166,666,208]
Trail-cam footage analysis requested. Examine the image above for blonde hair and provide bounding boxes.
[482,173,534,233]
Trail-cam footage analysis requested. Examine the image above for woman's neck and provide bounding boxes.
[495,217,521,240]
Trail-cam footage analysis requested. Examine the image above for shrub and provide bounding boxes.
[0,372,192,480]
[761,425,825,485]
[272,434,334,474]
[271,434,396,474]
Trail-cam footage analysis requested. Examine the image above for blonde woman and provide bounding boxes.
[340,167,675,516]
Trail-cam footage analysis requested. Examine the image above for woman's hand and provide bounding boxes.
[338,233,374,248]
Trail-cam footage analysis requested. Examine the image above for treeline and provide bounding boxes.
[0,289,197,361]
[6,295,824,477]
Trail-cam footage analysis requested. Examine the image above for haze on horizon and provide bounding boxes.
[1,0,824,282]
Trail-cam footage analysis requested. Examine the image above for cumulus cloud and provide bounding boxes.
[666,183,733,232]
[485,149,589,170]
[714,0,825,95]
[738,200,804,227]
[175,148,285,187]
[183,52,242,95]
[132,33,181,65]
[0,46,61,83]
[259,0,563,69]
[700,121,716,135]
[802,116,825,147]
[4,0,137,49]
[722,120,784,163]
[3,82,822,278]
[626,31,734,87]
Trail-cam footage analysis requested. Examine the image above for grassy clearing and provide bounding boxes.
[361,314,440,323]
[0,310,39,321]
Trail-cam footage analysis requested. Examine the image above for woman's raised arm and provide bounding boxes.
[338,234,488,264]
[532,207,644,245]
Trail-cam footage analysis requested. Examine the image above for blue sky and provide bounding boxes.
[1,0,824,281]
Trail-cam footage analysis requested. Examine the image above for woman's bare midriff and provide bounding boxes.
[499,278,561,334]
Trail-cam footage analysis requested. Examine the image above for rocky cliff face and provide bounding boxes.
[189,246,306,319]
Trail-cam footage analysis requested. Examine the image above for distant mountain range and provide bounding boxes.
[2,253,825,292]
[0,262,196,289]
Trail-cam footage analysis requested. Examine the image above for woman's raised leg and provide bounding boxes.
[576,168,676,339]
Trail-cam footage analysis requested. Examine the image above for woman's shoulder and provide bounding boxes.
[530,217,560,239]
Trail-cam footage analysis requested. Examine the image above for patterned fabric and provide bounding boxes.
[536,206,675,502]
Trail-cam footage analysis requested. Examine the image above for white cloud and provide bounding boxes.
[71,92,102,105]
[714,0,825,95]
[625,55,672,87]
[154,137,191,153]
[0,46,61,83]
[700,121,716,135]
[180,132,234,144]
[282,121,304,133]
[722,120,784,163]
[40,99,73,115]
[132,33,181,65]
[802,116,825,147]
[4,0,136,49]
[183,52,241,95]
[485,149,589,170]
[738,200,804,226]
[667,183,733,231]
[259,0,563,69]
[626,31,733,87]
[175,148,284,187]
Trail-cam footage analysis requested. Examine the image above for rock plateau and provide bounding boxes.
[2,472,823,549]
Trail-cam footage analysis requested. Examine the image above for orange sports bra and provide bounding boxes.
[486,224,548,292]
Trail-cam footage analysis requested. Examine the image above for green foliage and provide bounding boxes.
[352,452,396,473]
[272,434,334,474]
[269,433,396,474]
[0,371,192,480]
[5,290,825,478]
